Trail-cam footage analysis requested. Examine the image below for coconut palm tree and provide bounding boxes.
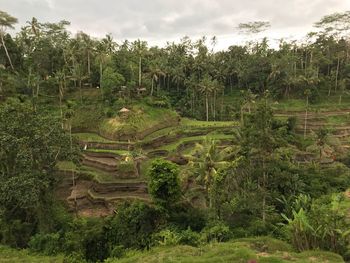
[0,10,18,70]
[198,75,215,121]
[187,138,233,207]
[70,63,88,103]
[54,69,66,127]
[148,66,166,96]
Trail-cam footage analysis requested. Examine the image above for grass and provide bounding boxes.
[273,93,350,112]
[86,148,131,156]
[0,246,63,263]
[56,161,142,183]
[99,103,179,139]
[326,115,350,126]
[56,160,77,171]
[109,237,344,263]
[140,159,153,177]
[73,132,117,143]
[181,118,238,128]
[157,134,233,152]
[88,189,150,202]
[142,127,180,140]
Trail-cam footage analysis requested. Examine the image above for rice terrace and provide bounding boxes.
[1,1,350,262]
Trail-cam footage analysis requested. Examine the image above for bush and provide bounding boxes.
[178,228,201,247]
[201,221,231,242]
[169,206,207,232]
[104,107,115,118]
[29,233,61,255]
[155,229,181,246]
[109,245,125,259]
[106,201,163,249]
[63,252,86,263]
[148,159,181,209]
[0,220,33,248]
[154,227,201,247]
[145,97,170,108]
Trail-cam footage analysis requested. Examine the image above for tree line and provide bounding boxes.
[1,10,350,120]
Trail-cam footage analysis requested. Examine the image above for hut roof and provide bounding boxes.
[119,107,130,113]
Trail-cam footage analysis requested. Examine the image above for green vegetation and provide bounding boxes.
[2,7,350,263]
[157,134,233,152]
[73,133,117,143]
[108,238,344,263]
[148,159,181,209]
[86,148,130,156]
[180,118,238,128]
[0,246,63,263]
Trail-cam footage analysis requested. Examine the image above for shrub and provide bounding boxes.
[106,201,163,249]
[155,229,181,246]
[63,252,86,263]
[178,228,201,247]
[29,233,61,255]
[201,221,231,242]
[148,159,181,209]
[109,245,125,259]
[169,206,207,232]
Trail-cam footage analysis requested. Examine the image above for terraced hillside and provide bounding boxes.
[275,108,350,158]
[56,100,350,216]
[56,117,239,216]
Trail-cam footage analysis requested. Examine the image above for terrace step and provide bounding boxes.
[87,189,150,202]
[82,155,118,172]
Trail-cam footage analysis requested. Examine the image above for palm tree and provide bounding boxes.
[54,70,66,128]
[171,68,185,93]
[188,138,231,208]
[149,66,166,96]
[0,10,18,70]
[303,88,311,138]
[70,63,88,103]
[240,89,257,125]
[198,75,215,121]
[77,32,95,86]
[96,34,116,95]
[133,40,148,87]
[27,17,40,38]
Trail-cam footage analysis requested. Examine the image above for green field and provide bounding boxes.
[108,237,344,263]
[0,246,63,263]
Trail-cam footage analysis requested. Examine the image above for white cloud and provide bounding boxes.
[1,0,350,49]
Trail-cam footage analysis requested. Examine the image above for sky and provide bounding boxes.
[1,0,350,49]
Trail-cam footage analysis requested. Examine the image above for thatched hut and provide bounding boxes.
[119,107,131,119]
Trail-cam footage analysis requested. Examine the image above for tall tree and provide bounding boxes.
[0,10,17,70]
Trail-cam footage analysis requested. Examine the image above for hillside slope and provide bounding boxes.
[108,237,344,263]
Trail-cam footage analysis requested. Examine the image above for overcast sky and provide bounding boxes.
[1,0,350,49]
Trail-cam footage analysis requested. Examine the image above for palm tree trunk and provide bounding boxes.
[213,90,216,121]
[138,57,142,87]
[100,62,103,99]
[335,56,340,92]
[69,121,77,216]
[79,79,83,103]
[87,51,91,75]
[1,33,14,70]
[167,75,170,90]
[304,96,308,138]
[59,81,64,129]
[262,157,267,223]
[205,92,209,122]
[151,77,154,96]
[0,79,2,97]
[36,80,40,97]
